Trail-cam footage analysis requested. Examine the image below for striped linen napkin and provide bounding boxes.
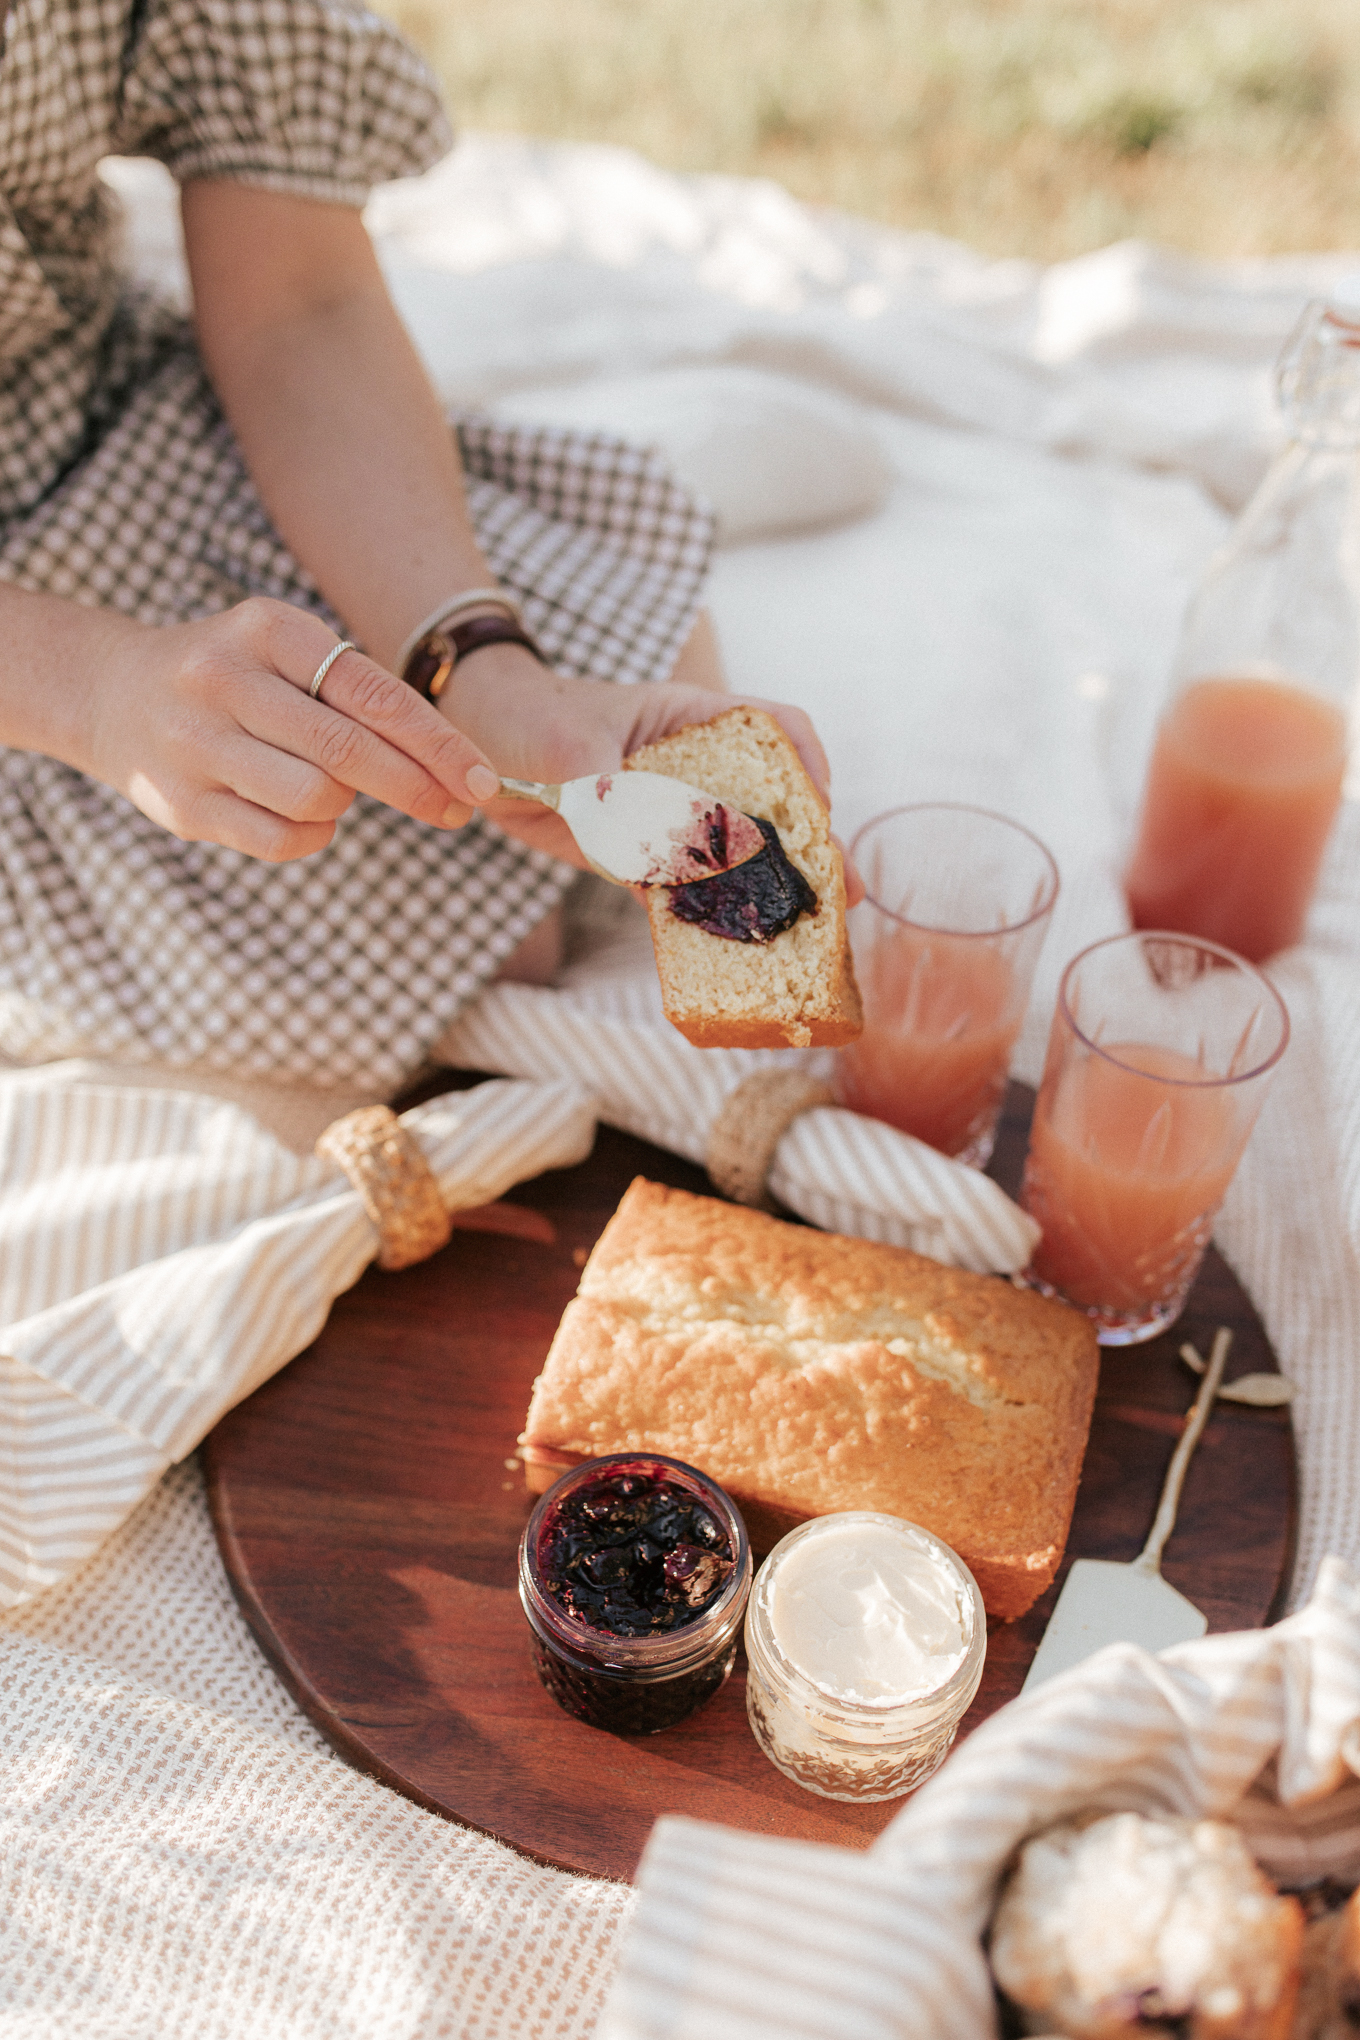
[437,944,1038,1276]
[601,1554,1360,2040]
[0,1075,595,1608]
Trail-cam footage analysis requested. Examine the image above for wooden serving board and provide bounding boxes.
[204,1079,1295,1883]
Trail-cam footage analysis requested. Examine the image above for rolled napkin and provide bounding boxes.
[438,975,1039,1275]
[0,1076,595,1607]
[601,1554,1360,2040]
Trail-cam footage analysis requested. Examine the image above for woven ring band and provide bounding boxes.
[316,1103,453,1271]
[308,639,357,701]
[706,1069,835,1211]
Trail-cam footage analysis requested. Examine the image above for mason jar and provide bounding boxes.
[744,1513,986,1801]
[519,1453,752,1735]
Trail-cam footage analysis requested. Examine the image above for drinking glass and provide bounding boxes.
[1019,932,1290,1345]
[835,805,1060,1167]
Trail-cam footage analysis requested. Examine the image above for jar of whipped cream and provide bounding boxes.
[744,1513,986,1801]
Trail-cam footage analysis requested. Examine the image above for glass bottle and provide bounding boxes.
[1124,281,1360,962]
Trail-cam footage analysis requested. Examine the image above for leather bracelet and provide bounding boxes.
[394,588,523,677]
[402,614,546,701]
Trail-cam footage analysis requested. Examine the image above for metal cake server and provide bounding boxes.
[1022,1327,1232,1693]
[494,770,765,888]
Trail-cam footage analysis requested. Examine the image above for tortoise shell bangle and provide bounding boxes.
[402,614,546,701]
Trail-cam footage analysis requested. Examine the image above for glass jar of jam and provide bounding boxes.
[744,1513,986,1801]
[518,1453,752,1735]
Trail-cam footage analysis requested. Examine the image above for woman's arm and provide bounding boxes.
[0,184,843,873]
[181,180,839,869]
[182,180,489,674]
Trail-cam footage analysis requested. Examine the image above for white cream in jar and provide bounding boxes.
[745,1513,986,1801]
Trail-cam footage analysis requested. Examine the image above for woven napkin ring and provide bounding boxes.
[316,1105,453,1271]
[706,1070,835,1211]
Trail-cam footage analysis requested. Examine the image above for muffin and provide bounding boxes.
[990,1812,1304,2039]
[1294,1884,1360,2039]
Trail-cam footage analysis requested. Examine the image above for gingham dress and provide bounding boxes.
[0,0,713,1092]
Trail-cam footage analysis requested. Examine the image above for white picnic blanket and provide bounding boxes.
[4,132,1360,2037]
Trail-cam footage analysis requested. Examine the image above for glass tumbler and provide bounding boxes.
[1019,932,1290,1345]
[835,805,1060,1166]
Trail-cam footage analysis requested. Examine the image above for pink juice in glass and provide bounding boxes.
[836,805,1059,1169]
[837,928,1020,1160]
[1022,1043,1242,1315]
[1019,933,1290,1344]
[1125,675,1346,963]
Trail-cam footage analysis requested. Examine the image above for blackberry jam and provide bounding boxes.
[668,816,816,943]
[518,1455,752,1734]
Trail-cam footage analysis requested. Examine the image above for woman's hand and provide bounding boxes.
[433,641,863,899]
[47,584,853,896]
[73,597,502,861]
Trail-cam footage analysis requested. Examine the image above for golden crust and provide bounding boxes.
[521,1178,1100,1620]
[662,1008,863,1049]
[626,706,862,1049]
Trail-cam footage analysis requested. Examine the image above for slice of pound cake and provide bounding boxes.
[624,705,861,1048]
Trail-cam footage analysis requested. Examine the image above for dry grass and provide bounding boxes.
[379,0,1360,261]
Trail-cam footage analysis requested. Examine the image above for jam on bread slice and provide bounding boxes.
[625,706,862,1048]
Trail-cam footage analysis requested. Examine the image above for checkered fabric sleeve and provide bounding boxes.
[118,0,453,202]
[0,327,716,1093]
[0,0,716,1094]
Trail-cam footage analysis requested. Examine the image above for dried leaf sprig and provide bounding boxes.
[1180,1337,1294,1407]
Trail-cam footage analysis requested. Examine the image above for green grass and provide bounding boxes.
[380,0,1360,260]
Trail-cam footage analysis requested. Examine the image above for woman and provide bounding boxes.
[0,0,833,1094]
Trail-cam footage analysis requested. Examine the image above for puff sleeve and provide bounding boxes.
[117,0,453,204]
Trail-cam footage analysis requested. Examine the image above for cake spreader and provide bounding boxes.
[1021,1327,1233,1692]
[493,770,765,888]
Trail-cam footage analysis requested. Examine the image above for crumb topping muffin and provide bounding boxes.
[989,1811,1303,2039]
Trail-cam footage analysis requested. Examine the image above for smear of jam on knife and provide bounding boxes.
[668,815,816,943]
[659,799,765,885]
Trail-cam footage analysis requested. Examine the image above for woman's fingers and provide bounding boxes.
[208,724,356,828]
[128,771,340,861]
[308,643,494,818]
[88,598,512,856]
[195,793,338,863]
[235,667,463,828]
[241,600,499,822]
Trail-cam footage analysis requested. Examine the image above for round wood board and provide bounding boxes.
[204,1078,1296,1883]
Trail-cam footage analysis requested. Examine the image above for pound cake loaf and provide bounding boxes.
[624,705,861,1048]
[520,1178,1099,1620]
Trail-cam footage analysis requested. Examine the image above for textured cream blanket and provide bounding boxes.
[4,134,1360,2035]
